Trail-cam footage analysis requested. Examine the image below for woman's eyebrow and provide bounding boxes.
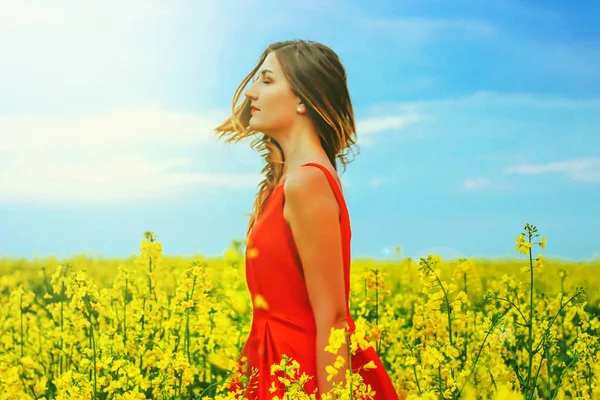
[252,69,274,82]
[255,69,273,79]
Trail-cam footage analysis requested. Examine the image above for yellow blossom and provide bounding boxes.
[429,254,442,264]
[405,356,417,366]
[326,365,339,381]
[324,327,346,354]
[253,294,269,310]
[247,247,260,259]
[363,360,377,370]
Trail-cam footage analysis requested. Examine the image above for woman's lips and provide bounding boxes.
[251,106,260,112]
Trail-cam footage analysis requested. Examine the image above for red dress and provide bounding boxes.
[228,162,398,399]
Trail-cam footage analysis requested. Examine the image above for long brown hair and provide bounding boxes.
[213,40,359,240]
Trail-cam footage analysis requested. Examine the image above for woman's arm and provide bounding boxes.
[284,167,349,396]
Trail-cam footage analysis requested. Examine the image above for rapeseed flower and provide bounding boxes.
[324,327,346,354]
[253,293,269,310]
[0,225,597,400]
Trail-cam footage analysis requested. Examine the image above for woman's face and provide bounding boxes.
[245,52,299,136]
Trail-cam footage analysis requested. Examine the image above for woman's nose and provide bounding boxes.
[245,89,257,100]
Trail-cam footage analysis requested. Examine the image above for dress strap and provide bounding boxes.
[300,162,348,221]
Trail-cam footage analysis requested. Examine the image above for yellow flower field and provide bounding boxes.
[0,224,598,399]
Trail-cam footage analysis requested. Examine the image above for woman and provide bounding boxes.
[214,40,398,399]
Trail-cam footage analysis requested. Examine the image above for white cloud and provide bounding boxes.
[0,154,260,204]
[458,176,513,193]
[2,102,422,204]
[0,3,58,30]
[358,16,496,42]
[0,104,261,204]
[357,114,422,135]
[505,157,600,183]
[356,113,423,146]
[0,0,253,205]
[0,1,172,31]
[0,100,426,204]
[0,1,176,92]
[462,177,491,190]
[463,91,600,109]
[366,177,385,188]
[0,154,257,203]
[398,91,600,110]
[0,0,229,114]
[0,103,219,152]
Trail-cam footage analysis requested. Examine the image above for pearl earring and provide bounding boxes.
[297,106,302,113]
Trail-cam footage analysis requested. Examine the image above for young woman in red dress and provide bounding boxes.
[214,40,398,399]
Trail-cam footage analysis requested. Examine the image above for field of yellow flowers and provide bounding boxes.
[0,223,598,399]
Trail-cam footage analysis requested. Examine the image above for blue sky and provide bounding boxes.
[1,0,599,261]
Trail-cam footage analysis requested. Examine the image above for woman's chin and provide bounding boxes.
[248,119,263,130]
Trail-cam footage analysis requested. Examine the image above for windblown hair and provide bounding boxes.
[213,39,359,240]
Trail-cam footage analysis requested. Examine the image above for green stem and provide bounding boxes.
[123,276,128,346]
[492,297,528,325]
[60,289,64,375]
[461,272,469,370]
[375,270,379,326]
[427,262,456,381]
[140,296,146,371]
[533,290,583,354]
[59,265,68,375]
[412,364,422,395]
[526,236,535,398]
[549,355,578,400]
[20,291,24,358]
[502,338,525,387]
[84,295,97,400]
[457,314,501,398]
[546,346,552,396]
